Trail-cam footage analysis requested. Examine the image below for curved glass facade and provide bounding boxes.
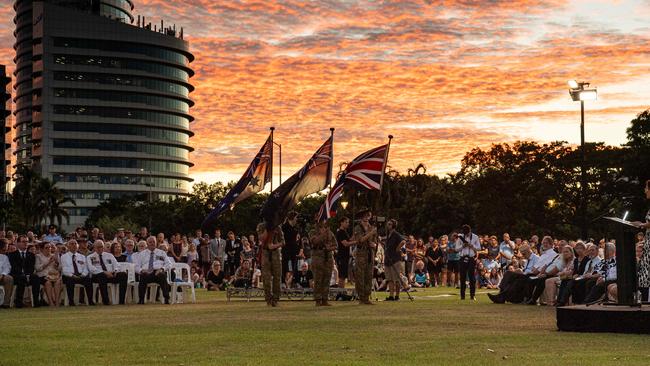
[53,174,191,190]
[52,157,191,174]
[53,139,190,159]
[52,122,190,144]
[52,105,191,129]
[53,37,190,65]
[54,54,190,81]
[53,71,190,97]
[53,88,190,112]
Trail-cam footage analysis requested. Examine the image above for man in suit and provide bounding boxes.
[209,229,227,268]
[7,235,40,308]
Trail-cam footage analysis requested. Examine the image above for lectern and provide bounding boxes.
[604,217,639,306]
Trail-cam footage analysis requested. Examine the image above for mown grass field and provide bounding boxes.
[0,287,649,365]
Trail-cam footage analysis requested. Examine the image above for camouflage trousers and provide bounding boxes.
[355,248,373,302]
[311,249,334,301]
[261,248,282,301]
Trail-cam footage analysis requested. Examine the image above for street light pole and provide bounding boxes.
[568,80,597,240]
[580,100,586,240]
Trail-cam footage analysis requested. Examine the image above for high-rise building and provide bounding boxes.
[2,65,10,201]
[13,0,194,230]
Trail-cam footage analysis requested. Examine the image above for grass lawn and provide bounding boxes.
[0,287,649,365]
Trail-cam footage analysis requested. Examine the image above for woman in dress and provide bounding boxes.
[632,179,650,301]
[425,238,443,287]
[35,243,62,307]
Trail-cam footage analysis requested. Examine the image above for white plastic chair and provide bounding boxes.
[168,263,195,304]
[0,285,5,306]
[63,284,90,306]
[119,262,137,304]
[10,285,35,307]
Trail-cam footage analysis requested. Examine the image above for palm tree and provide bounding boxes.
[36,178,76,228]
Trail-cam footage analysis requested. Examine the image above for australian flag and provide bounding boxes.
[261,135,333,230]
[201,134,273,229]
[316,143,390,222]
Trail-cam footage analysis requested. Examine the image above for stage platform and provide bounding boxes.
[557,304,650,334]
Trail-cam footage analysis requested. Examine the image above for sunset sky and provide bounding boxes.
[1,0,649,186]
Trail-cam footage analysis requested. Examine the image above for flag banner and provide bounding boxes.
[201,134,273,228]
[261,135,333,229]
[316,143,389,221]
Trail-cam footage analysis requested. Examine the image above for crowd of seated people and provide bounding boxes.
[1,222,647,308]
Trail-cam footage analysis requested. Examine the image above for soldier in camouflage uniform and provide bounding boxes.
[353,209,378,305]
[257,223,285,307]
[309,221,338,306]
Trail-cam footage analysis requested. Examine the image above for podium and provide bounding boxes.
[556,218,650,334]
[603,217,639,305]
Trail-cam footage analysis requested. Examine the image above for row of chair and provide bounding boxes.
[0,262,196,307]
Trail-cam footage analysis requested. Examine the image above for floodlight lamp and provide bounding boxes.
[568,80,579,89]
[579,89,597,101]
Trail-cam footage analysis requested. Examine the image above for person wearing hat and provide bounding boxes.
[77,236,91,256]
[257,222,285,307]
[309,221,337,306]
[43,225,63,245]
[353,209,378,305]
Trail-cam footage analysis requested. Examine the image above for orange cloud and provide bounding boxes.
[1,0,649,182]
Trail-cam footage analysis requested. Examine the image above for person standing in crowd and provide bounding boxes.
[309,221,337,306]
[209,229,227,269]
[499,233,515,270]
[353,209,378,305]
[384,219,406,301]
[447,232,461,287]
[34,242,62,307]
[134,236,172,305]
[43,225,63,244]
[87,240,128,305]
[335,217,355,288]
[632,179,650,301]
[404,235,416,276]
[225,231,242,277]
[7,235,39,308]
[257,223,284,307]
[281,212,300,288]
[198,237,212,277]
[458,225,481,300]
[425,237,443,287]
[60,239,94,306]
[0,240,14,308]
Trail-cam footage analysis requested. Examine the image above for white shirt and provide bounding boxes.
[134,248,172,274]
[535,248,558,272]
[522,254,540,275]
[457,233,481,257]
[0,254,10,276]
[60,251,90,277]
[86,252,121,275]
[545,254,566,275]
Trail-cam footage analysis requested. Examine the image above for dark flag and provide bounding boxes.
[261,134,333,229]
[316,142,390,222]
[201,134,273,229]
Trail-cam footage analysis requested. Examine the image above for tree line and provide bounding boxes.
[3,110,649,239]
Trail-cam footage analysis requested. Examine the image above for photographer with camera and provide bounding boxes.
[457,224,481,300]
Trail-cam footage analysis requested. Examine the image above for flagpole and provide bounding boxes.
[270,126,275,192]
[329,127,335,190]
[380,135,393,228]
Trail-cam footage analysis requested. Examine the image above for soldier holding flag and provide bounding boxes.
[309,221,338,306]
[354,208,378,305]
[257,222,284,307]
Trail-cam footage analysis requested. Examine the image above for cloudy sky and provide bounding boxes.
[1,0,649,185]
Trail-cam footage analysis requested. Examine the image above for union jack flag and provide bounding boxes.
[316,143,389,222]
